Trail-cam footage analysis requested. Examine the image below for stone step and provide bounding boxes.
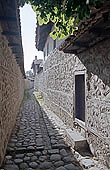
[65,128,88,151]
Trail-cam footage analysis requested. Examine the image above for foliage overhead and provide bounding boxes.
[19,0,109,39]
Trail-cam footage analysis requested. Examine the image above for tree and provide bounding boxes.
[19,0,109,39]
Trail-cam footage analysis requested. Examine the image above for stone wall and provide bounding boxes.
[34,49,86,128]
[77,40,110,168]
[34,39,110,168]
[0,25,24,166]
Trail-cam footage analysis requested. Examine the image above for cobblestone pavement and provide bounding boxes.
[1,90,82,170]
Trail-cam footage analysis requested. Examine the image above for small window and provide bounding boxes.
[53,39,56,49]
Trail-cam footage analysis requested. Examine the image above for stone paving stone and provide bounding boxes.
[56,166,66,170]
[63,156,73,163]
[64,163,77,170]
[60,149,68,157]
[4,164,19,170]
[24,156,31,162]
[5,156,12,160]
[54,161,64,167]
[39,156,47,162]
[31,156,38,161]
[39,161,53,169]
[5,160,13,165]
[15,154,24,159]
[29,162,38,168]
[35,151,42,156]
[48,149,59,154]
[26,153,34,157]
[14,159,23,164]
[27,146,35,150]
[50,154,61,162]
[52,144,69,149]
[42,150,47,155]
[19,162,28,169]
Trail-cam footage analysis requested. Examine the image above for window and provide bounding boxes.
[44,51,45,61]
[75,74,85,122]
[53,39,56,49]
[47,42,49,56]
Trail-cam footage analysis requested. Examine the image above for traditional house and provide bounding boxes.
[0,0,25,166]
[35,2,110,168]
[31,56,43,76]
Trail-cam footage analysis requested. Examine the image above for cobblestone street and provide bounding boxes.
[1,90,82,170]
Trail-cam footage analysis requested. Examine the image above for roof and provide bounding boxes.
[59,2,110,54]
[34,59,43,65]
[0,0,25,77]
[35,22,53,51]
[31,59,43,69]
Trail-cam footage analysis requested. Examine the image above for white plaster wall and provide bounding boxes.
[43,35,65,60]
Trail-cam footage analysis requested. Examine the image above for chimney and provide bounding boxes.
[35,55,37,60]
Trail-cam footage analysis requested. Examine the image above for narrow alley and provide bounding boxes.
[1,89,82,170]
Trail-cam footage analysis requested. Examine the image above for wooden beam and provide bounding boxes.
[2,31,19,36]
[63,49,77,54]
[0,16,17,22]
[73,42,89,48]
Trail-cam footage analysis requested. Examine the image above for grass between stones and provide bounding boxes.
[34,91,45,104]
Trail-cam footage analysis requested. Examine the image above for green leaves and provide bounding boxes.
[19,0,108,39]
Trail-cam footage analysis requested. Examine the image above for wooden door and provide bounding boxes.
[75,74,85,122]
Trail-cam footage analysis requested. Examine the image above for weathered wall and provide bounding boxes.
[35,49,86,128]
[25,79,34,90]
[0,26,24,166]
[77,40,110,168]
[35,38,110,167]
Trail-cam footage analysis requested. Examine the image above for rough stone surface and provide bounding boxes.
[31,156,37,161]
[19,162,28,169]
[54,161,64,167]
[34,42,110,168]
[64,163,76,170]
[4,165,19,170]
[63,156,72,163]
[56,166,66,170]
[39,161,53,169]
[1,90,82,170]
[50,154,61,162]
[60,149,68,157]
[14,159,23,164]
[0,24,24,166]
[29,162,38,168]
[48,149,59,154]
[15,154,24,159]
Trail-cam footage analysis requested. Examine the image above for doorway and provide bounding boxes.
[75,74,85,122]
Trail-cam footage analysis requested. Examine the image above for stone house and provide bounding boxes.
[35,3,110,168]
[0,0,25,166]
[31,56,43,77]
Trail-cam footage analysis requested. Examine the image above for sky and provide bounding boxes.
[20,4,43,72]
